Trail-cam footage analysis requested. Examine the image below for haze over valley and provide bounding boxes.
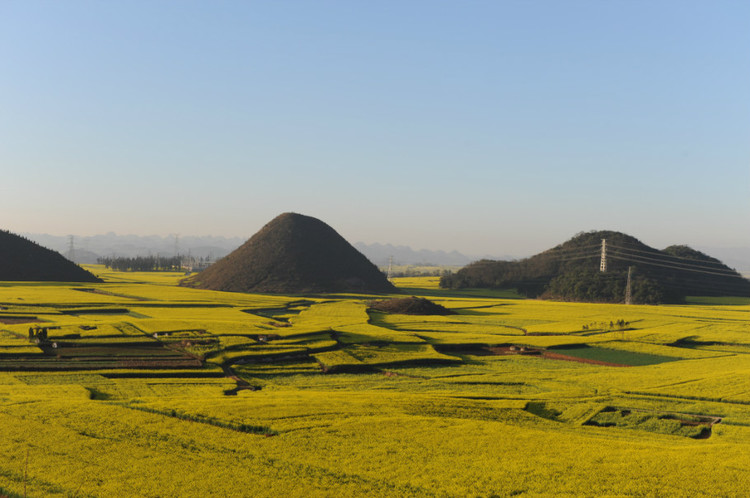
[24,231,750,275]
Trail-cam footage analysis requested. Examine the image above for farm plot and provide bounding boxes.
[543,345,679,366]
[0,272,749,496]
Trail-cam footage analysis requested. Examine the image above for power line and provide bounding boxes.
[608,253,745,279]
[607,251,746,278]
[607,242,728,263]
[607,248,737,275]
[542,242,740,277]
[607,243,734,271]
[557,253,601,262]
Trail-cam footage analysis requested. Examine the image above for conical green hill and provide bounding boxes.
[0,229,101,282]
[181,213,395,294]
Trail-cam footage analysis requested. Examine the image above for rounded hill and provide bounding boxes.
[181,213,396,294]
[441,230,750,304]
[0,230,102,282]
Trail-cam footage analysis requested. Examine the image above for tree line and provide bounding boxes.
[97,255,213,272]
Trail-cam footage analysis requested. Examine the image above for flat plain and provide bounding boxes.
[1,267,749,497]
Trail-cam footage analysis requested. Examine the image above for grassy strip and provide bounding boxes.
[113,402,278,436]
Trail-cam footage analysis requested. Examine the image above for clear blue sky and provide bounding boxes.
[1,1,748,256]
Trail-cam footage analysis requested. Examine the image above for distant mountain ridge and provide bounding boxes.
[353,242,508,267]
[24,233,244,264]
[23,233,505,268]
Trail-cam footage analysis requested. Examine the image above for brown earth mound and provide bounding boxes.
[369,296,455,315]
[0,230,101,282]
[181,213,395,294]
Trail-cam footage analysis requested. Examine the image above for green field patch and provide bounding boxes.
[545,345,679,366]
[59,307,149,318]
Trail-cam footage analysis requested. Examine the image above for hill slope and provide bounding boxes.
[441,231,750,303]
[181,213,396,294]
[0,230,102,282]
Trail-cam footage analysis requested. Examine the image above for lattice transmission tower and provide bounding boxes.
[625,266,633,305]
[67,235,75,262]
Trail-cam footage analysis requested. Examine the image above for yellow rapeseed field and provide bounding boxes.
[0,272,749,496]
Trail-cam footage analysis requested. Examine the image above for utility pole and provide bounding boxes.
[625,266,633,305]
[67,235,75,262]
[387,255,393,281]
[599,239,607,272]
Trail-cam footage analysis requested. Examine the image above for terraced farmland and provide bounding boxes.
[0,267,749,496]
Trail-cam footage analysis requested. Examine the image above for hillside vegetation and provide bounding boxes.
[181,213,394,294]
[441,230,750,304]
[0,230,101,283]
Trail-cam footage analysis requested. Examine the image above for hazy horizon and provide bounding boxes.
[21,228,750,270]
[2,1,748,257]
[16,224,750,261]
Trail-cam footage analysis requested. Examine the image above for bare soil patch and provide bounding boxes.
[0,317,40,324]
